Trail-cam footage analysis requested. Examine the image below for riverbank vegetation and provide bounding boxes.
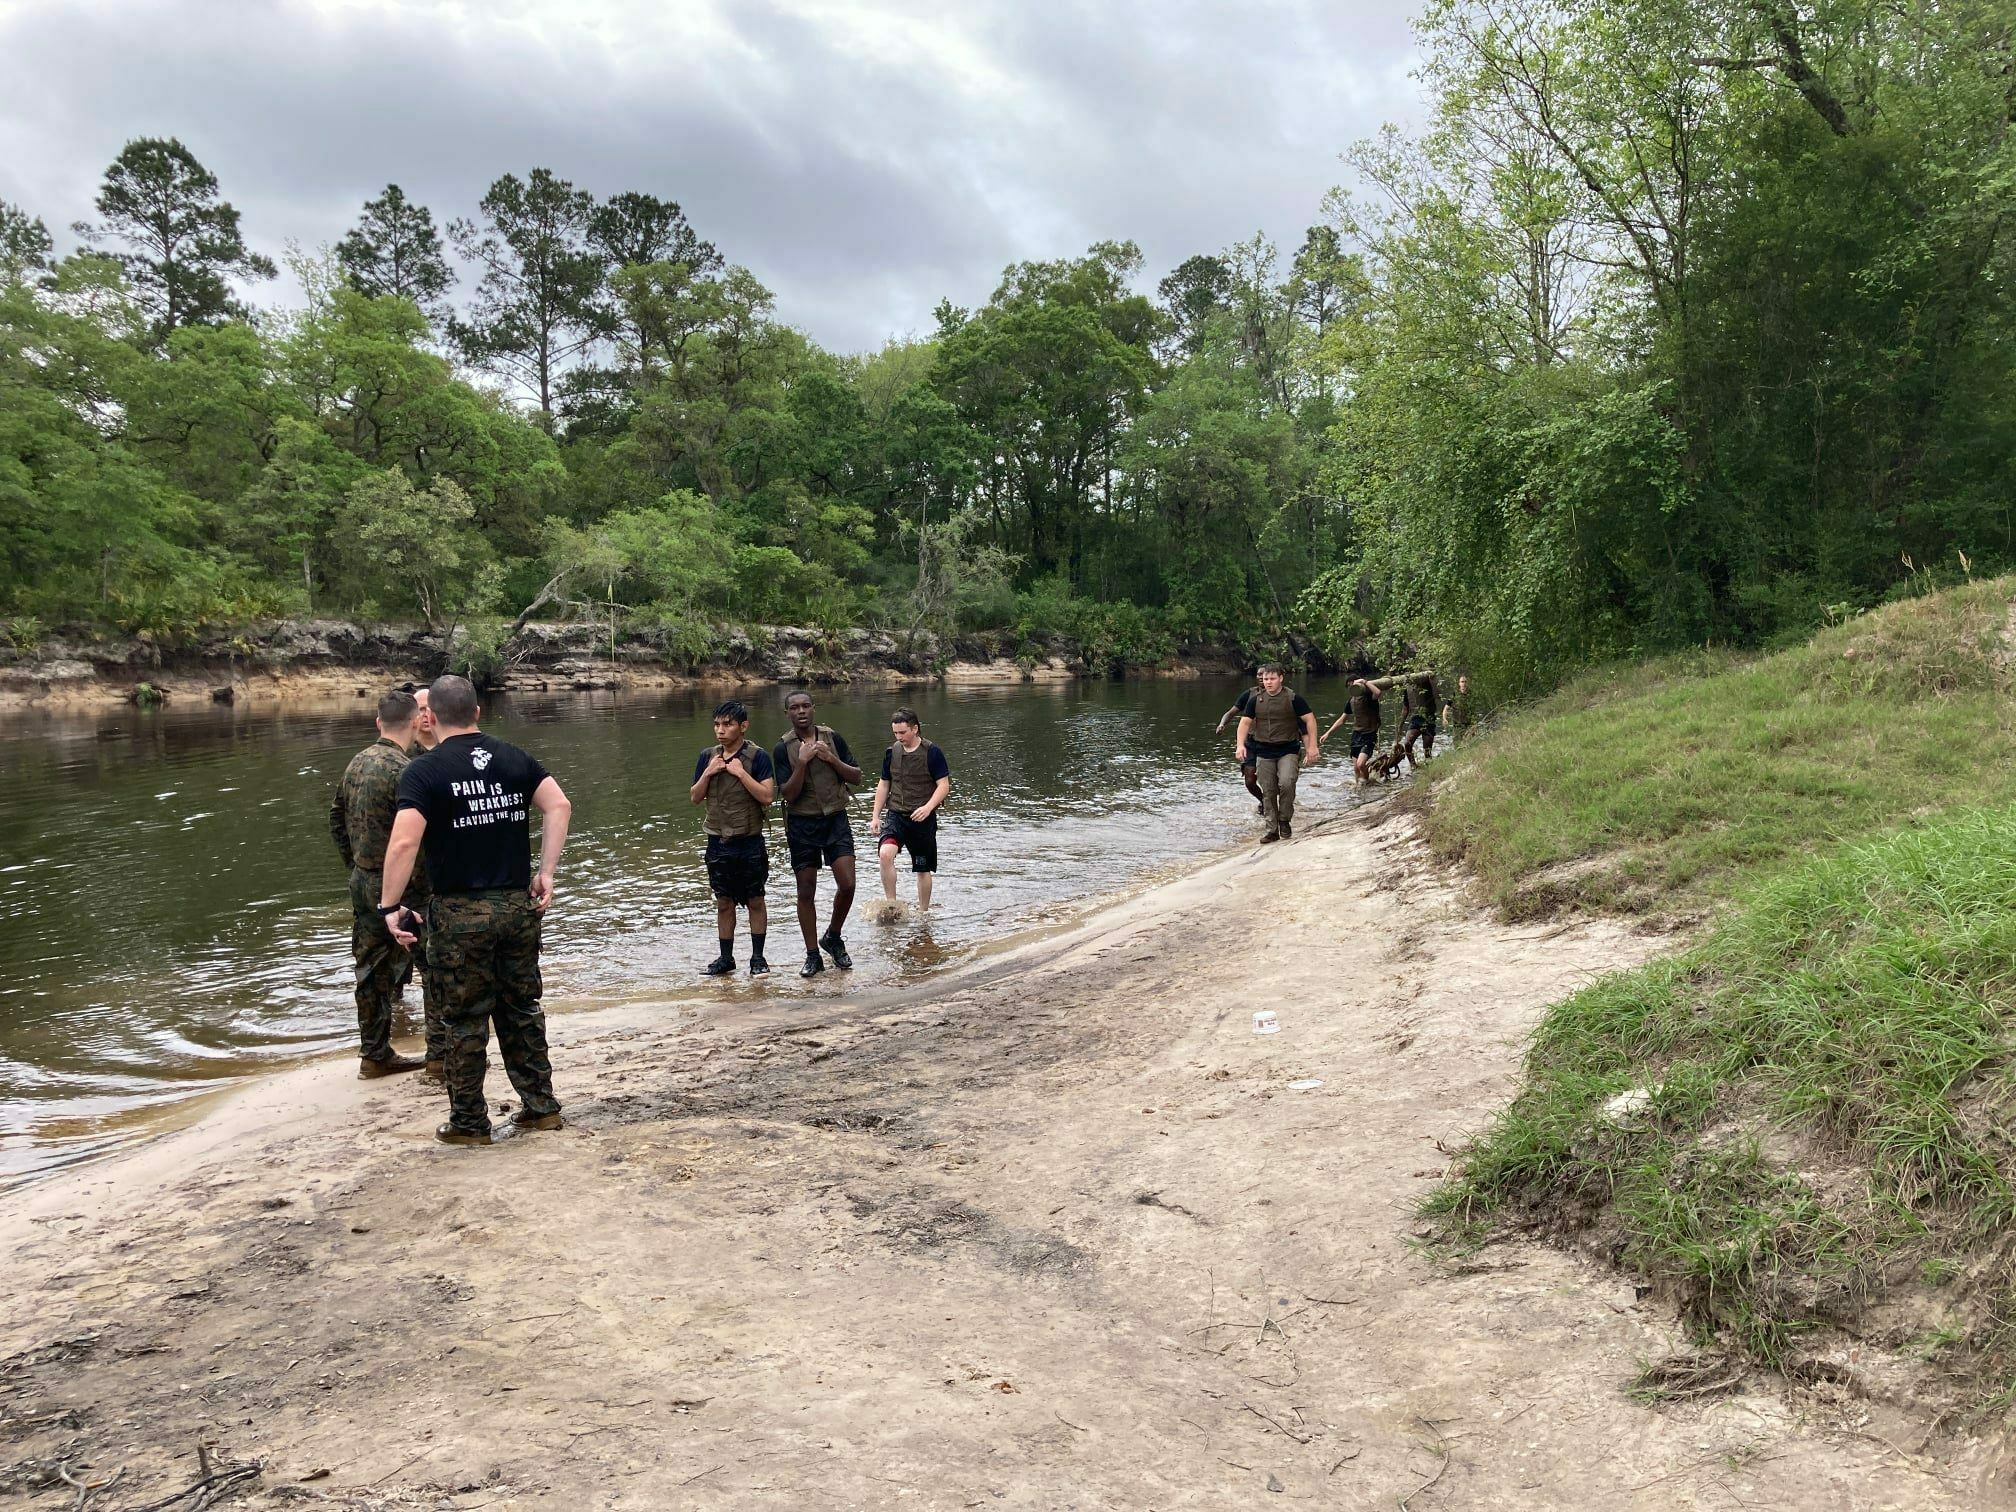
[12,2,2016,691]
[1429,581,2016,1411]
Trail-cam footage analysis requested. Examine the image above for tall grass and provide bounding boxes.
[1423,580,2016,917]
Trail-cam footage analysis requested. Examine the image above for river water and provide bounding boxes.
[0,676,1385,1190]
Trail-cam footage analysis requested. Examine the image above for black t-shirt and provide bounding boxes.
[395,732,551,895]
[768,732,852,792]
[1246,693,1312,758]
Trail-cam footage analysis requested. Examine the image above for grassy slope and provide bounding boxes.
[1427,580,2016,1412]
[1422,579,2016,918]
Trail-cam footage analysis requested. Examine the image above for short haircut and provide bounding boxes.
[890,707,920,729]
[427,674,479,727]
[714,699,750,723]
[784,690,813,707]
[377,689,418,726]
[1258,662,1285,676]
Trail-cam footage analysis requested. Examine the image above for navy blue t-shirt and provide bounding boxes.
[692,744,775,785]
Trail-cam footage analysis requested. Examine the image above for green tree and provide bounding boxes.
[0,201,53,289]
[73,138,276,342]
[448,169,605,425]
[335,184,453,313]
[337,470,496,627]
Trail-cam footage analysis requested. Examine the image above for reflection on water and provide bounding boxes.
[0,676,1388,1189]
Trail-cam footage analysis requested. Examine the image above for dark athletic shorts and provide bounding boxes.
[786,811,856,872]
[705,834,769,902]
[1349,729,1381,758]
[1238,750,1257,770]
[1408,716,1438,737]
[878,812,939,873]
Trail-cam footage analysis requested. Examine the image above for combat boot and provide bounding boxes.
[435,1123,493,1146]
[504,1110,564,1134]
[359,1052,426,1079]
[422,1060,446,1084]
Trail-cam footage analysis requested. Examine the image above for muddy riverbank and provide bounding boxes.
[0,805,1987,1510]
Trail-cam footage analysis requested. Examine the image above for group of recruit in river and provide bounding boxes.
[328,678,948,1144]
[1214,663,1470,842]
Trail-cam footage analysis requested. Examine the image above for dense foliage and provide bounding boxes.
[1307,0,2016,693]
[8,0,2016,687]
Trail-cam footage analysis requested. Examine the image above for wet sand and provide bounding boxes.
[0,804,1993,1509]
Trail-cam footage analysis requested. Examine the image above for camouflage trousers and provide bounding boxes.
[426,891,560,1136]
[348,868,443,1063]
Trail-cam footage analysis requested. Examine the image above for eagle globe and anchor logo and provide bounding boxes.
[471,747,493,772]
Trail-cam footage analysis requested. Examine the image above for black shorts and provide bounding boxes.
[878,812,939,873]
[786,811,857,872]
[705,834,769,902]
[1408,716,1438,737]
[1349,729,1380,758]
[1238,750,1257,770]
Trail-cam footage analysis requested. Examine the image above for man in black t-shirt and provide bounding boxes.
[690,700,777,976]
[381,675,574,1147]
[773,691,862,977]
[1215,689,1266,814]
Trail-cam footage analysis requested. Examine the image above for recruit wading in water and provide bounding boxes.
[1216,687,1267,815]
[869,707,951,910]
[327,689,437,1080]
[1235,662,1319,843]
[774,690,863,977]
[379,675,575,1147]
[691,699,778,976]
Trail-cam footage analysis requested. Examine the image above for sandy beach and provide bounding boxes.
[0,804,1993,1509]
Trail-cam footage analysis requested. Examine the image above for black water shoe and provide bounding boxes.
[749,955,770,976]
[704,954,736,977]
[820,934,854,970]
[435,1123,493,1147]
[801,952,825,978]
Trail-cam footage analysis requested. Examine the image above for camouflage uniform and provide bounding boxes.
[428,891,560,1135]
[328,738,440,1063]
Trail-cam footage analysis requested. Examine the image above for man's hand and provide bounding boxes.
[704,752,728,777]
[389,907,420,949]
[1303,744,1320,766]
[1236,743,1248,764]
[910,805,934,822]
[802,738,829,764]
[530,872,554,913]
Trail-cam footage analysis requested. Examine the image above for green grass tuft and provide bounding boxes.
[1435,802,2016,1401]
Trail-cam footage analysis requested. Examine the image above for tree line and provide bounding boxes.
[6,0,2016,695]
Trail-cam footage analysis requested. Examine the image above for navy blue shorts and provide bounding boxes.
[879,812,938,873]
[1349,730,1380,758]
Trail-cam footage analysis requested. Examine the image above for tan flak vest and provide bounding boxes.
[704,743,767,838]
[781,725,851,818]
[1246,686,1302,745]
[886,738,943,812]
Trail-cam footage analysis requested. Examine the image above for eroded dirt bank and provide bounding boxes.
[0,809,1993,1509]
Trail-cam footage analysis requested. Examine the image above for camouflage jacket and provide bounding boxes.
[329,738,420,884]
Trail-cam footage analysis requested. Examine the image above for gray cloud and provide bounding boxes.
[0,0,1422,352]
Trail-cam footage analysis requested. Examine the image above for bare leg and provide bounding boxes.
[748,898,768,935]
[828,856,857,937]
[879,841,900,900]
[715,898,735,941]
[794,867,821,951]
[1242,765,1262,801]
[917,871,934,910]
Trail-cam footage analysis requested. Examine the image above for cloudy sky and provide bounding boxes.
[0,0,1424,352]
